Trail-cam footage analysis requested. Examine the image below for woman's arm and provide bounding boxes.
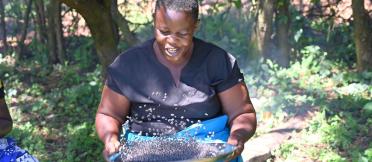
[0,99,13,137]
[218,83,257,159]
[95,86,130,157]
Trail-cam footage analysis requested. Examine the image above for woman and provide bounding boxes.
[0,80,39,161]
[0,80,12,138]
[95,0,257,161]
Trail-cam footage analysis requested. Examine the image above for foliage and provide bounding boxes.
[65,122,103,162]
[244,35,370,161]
[263,52,371,161]
[27,38,50,65]
[2,60,104,161]
[195,4,254,66]
[1,0,369,161]
[72,39,96,70]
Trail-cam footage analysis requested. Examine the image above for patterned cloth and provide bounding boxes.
[0,138,39,162]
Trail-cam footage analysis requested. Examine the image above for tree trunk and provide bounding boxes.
[34,0,47,44]
[55,3,64,63]
[60,0,120,77]
[0,0,7,51]
[47,1,65,64]
[352,0,372,71]
[87,9,119,77]
[47,1,58,64]
[17,0,33,61]
[275,0,290,67]
[252,0,275,59]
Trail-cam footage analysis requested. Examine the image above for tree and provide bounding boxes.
[46,0,65,64]
[351,0,372,71]
[275,0,290,67]
[59,0,139,76]
[0,0,7,51]
[252,0,275,61]
[111,0,139,47]
[34,0,47,44]
[251,0,292,67]
[16,0,33,61]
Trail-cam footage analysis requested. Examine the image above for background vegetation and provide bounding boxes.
[0,0,371,161]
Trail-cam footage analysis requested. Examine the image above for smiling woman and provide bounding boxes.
[153,4,196,61]
[95,0,257,161]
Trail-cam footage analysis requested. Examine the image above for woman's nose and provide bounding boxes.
[166,35,178,45]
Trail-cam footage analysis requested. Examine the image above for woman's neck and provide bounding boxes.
[153,42,193,70]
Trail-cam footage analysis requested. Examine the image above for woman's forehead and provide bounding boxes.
[155,6,195,25]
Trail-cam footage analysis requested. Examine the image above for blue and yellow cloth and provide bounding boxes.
[0,137,39,162]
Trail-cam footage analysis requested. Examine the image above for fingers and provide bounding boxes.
[225,144,243,162]
[227,137,238,146]
[106,140,121,154]
[103,140,121,161]
[225,137,244,162]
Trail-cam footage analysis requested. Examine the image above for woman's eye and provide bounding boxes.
[160,31,170,35]
[179,32,188,36]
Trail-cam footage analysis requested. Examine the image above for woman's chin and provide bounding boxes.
[164,52,181,59]
[164,55,183,63]
[165,51,179,57]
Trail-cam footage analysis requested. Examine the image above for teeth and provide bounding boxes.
[166,48,178,56]
[168,48,177,52]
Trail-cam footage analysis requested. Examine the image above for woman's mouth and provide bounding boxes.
[164,46,180,57]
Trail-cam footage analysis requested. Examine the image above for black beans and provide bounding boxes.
[117,137,226,162]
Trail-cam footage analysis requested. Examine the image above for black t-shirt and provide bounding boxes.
[106,37,244,136]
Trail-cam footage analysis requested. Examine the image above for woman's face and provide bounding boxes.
[154,6,197,63]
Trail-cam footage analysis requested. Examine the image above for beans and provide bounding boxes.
[117,137,224,161]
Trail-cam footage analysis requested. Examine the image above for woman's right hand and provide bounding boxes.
[96,86,131,161]
[103,135,121,161]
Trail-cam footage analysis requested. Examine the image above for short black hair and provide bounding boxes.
[155,0,199,21]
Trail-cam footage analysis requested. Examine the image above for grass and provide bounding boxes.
[257,48,372,161]
[2,60,104,161]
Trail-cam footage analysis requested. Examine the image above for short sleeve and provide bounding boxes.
[105,67,124,96]
[103,39,156,101]
[104,52,131,97]
[210,52,245,93]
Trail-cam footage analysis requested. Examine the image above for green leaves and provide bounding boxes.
[231,0,242,9]
[362,102,372,116]
[248,38,371,161]
[66,122,103,162]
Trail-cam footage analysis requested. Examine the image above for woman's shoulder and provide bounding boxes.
[194,38,235,64]
[117,39,154,60]
[110,39,154,68]
[194,37,229,57]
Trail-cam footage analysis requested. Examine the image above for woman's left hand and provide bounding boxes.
[225,136,244,162]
